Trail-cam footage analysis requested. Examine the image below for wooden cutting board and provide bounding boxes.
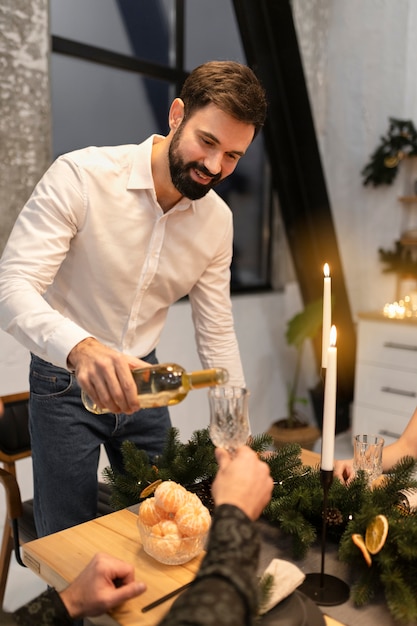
[23,508,203,626]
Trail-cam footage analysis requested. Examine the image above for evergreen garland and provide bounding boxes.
[361,117,417,186]
[104,428,277,511]
[378,240,417,279]
[337,457,417,623]
[104,428,417,623]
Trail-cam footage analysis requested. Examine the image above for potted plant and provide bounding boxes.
[267,297,323,450]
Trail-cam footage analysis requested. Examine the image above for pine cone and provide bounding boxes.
[186,478,215,513]
[325,507,344,526]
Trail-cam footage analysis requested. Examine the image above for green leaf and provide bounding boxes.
[285,297,325,349]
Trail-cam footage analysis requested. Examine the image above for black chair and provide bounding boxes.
[0,393,113,609]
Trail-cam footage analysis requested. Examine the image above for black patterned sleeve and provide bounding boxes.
[13,588,73,626]
[157,504,260,626]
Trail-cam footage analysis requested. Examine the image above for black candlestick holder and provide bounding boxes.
[298,469,350,606]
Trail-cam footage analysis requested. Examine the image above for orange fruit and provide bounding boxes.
[156,519,181,538]
[138,498,165,526]
[352,533,372,567]
[154,481,188,513]
[147,534,182,559]
[175,503,211,537]
[365,514,389,555]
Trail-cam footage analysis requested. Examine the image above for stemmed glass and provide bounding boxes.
[208,386,251,454]
[353,434,384,486]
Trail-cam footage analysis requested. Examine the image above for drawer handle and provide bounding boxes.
[379,429,400,440]
[381,386,417,398]
[384,341,417,352]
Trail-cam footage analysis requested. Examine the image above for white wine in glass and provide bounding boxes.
[208,386,250,454]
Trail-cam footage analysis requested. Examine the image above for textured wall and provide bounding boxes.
[0,0,51,254]
[292,0,417,314]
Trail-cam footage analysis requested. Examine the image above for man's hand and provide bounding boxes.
[59,553,146,619]
[212,445,273,520]
[68,337,150,414]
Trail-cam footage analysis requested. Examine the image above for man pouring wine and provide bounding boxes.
[0,60,267,538]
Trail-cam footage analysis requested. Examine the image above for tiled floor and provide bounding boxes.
[0,431,354,620]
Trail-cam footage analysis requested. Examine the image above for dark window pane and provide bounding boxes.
[51,55,171,156]
[50,0,173,66]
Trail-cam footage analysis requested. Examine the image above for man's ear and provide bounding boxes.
[169,98,185,131]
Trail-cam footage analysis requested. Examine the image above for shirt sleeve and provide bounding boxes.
[188,210,245,388]
[13,588,73,626]
[0,156,93,369]
[157,504,260,626]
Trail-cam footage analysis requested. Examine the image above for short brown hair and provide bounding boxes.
[180,61,267,138]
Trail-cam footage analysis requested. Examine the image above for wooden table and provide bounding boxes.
[23,507,203,626]
[21,449,349,626]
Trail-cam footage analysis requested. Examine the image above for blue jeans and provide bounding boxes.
[29,353,171,537]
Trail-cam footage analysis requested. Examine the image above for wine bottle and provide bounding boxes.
[81,362,229,414]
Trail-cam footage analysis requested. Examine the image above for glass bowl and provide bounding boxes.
[137,518,208,565]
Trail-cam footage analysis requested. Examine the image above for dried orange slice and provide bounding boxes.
[365,514,389,555]
[352,533,372,567]
[140,479,162,498]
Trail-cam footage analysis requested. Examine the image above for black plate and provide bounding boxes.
[259,589,326,626]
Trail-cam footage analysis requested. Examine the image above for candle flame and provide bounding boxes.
[324,263,330,277]
[330,325,337,346]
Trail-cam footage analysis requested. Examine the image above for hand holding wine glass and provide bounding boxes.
[208,386,251,455]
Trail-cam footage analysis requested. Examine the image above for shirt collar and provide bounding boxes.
[127,135,158,191]
[128,134,194,213]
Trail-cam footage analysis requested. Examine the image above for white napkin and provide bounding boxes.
[258,558,306,614]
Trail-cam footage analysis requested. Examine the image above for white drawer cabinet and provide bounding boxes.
[352,313,417,444]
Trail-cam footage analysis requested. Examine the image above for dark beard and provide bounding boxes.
[168,129,222,200]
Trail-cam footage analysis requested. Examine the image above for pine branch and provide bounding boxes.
[257,573,275,617]
[103,428,417,623]
[379,241,417,278]
[350,569,378,606]
[249,432,274,454]
[382,567,417,623]
[362,117,417,187]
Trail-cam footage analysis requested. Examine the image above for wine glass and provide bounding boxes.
[208,386,251,454]
[353,434,384,486]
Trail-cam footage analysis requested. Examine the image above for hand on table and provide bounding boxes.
[59,552,146,619]
[68,337,150,414]
[212,445,274,520]
[333,458,355,484]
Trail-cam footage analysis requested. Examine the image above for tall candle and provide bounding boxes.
[321,263,331,369]
[321,325,337,471]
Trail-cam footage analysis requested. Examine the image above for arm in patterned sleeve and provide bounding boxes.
[13,504,260,626]
[13,588,73,626]
[157,504,260,626]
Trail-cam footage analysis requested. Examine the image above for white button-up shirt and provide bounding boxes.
[0,135,245,385]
